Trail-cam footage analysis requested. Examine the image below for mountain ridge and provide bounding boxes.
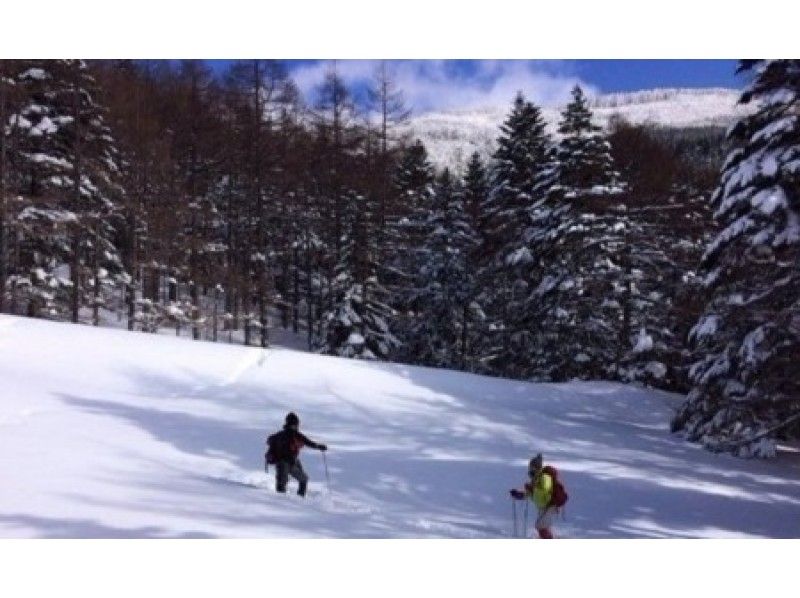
[405,87,749,171]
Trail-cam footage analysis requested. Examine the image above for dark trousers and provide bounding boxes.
[276,460,309,496]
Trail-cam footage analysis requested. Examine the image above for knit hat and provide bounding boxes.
[285,412,300,426]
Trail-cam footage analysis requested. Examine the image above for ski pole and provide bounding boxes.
[523,500,529,538]
[512,498,517,538]
[322,451,331,494]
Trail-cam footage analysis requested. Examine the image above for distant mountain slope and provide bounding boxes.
[406,88,749,172]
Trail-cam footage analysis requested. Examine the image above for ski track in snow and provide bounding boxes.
[207,346,268,390]
[2,315,800,539]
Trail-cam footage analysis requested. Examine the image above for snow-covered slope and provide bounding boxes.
[1,314,799,538]
[407,88,749,172]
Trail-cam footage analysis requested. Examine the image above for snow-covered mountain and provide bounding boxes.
[406,88,749,172]
[2,314,799,539]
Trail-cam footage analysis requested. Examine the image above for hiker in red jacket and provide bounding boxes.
[510,453,568,539]
[266,412,327,497]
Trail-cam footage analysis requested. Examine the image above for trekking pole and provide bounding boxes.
[523,500,529,538]
[322,451,331,494]
[512,498,518,538]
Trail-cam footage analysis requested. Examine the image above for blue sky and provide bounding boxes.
[210,59,744,113]
[568,60,741,92]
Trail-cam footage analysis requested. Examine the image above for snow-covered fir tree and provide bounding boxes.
[383,139,435,360]
[1,63,21,316]
[462,151,488,237]
[528,85,627,381]
[7,60,127,322]
[478,92,554,377]
[672,60,800,458]
[409,168,480,369]
[318,190,399,359]
[460,152,489,370]
[618,185,714,389]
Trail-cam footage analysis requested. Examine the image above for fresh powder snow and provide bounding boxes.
[1,314,799,539]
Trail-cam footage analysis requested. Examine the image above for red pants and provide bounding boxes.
[537,528,554,539]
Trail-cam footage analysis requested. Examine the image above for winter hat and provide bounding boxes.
[285,412,300,426]
[529,453,543,472]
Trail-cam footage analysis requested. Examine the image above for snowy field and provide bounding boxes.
[1,314,799,539]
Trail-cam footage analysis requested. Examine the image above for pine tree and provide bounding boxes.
[318,190,399,360]
[555,87,619,191]
[612,185,713,388]
[384,139,435,360]
[672,60,800,458]
[1,61,22,315]
[463,151,487,238]
[605,120,717,391]
[9,60,127,322]
[461,152,489,370]
[479,92,554,377]
[411,169,480,368]
[529,85,627,380]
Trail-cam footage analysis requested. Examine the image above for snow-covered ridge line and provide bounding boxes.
[406,87,750,172]
[585,87,741,109]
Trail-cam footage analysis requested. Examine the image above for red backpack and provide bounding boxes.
[542,465,569,508]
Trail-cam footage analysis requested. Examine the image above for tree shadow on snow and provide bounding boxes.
[46,359,800,539]
[0,513,215,539]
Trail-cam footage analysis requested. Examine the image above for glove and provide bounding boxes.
[319,444,328,452]
[510,489,524,500]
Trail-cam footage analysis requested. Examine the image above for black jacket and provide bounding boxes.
[268,425,323,464]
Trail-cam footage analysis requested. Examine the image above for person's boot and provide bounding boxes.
[298,481,307,497]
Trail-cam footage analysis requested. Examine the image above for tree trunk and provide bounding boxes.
[191,279,200,340]
[93,228,100,326]
[126,207,137,330]
[0,75,8,315]
[243,279,251,346]
[212,286,219,342]
[71,232,81,323]
[461,303,469,371]
[292,244,300,334]
[71,85,83,324]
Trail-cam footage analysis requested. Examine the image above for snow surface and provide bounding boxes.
[2,314,800,539]
[632,328,654,354]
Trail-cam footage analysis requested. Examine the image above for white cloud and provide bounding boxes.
[288,60,597,115]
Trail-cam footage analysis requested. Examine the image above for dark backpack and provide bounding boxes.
[266,429,296,465]
[542,465,569,508]
[265,435,276,466]
[265,431,285,465]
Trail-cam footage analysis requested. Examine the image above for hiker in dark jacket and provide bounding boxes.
[266,412,327,497]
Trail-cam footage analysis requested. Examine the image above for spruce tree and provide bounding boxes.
[384,139,435,360]
[411,169,480,368]
[461,152,489,370]
[1,61,22,315]
[530,85,627,381]
[9,60,127,321]
[463,151,488,238]
[672,60,800,458]
[479,93,554,377]
[617,185,714,389]
[318,190,399,360]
